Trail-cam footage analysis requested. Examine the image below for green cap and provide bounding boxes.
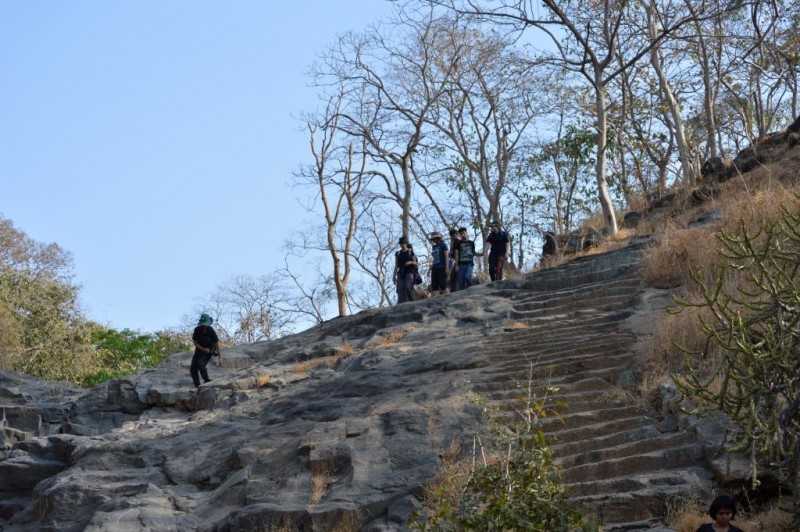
[198,313,214,326]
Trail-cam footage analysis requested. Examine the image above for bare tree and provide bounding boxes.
[296,92,369,317]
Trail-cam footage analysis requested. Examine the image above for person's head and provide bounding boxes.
[709,495,736,526]
[458,227,468,237]
[430,231,442,243]
[489,221,500,232]
[198,313,214,326]
[398,236,409,249]
[449,228,458,239]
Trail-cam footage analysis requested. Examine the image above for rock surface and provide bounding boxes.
[1,241,714,531]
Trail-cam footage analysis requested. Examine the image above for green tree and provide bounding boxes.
[84,327,192,386]
[0,215,97,383]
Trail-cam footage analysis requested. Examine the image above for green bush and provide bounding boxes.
[414,391,596,531]
[83,327,192,386]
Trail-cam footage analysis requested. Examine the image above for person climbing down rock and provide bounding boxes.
[486,221,509,281]
[394,237,418,304]
[455,227,477,290]
[191,313,221,387]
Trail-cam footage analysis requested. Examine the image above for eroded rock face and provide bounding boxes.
[0,291,503,531]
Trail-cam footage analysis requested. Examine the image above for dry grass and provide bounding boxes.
[641,221,720,289]
[309,461,332,505]
[254,372,271,388]
[366,326,413,349]
[504,320,530,330]
[668,499,795,532]
[419,439,473,519]
[292,341,358,375]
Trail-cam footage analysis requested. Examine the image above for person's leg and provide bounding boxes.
[190,351,202,387]
[497,254,506,280]
[198,352,212,383]
[457,265,468,289]
[464,264,474,287]
[488,253,497,281]
[405,272,416,301]
[397,274,407,303]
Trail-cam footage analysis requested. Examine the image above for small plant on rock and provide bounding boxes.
[414,369,596,531]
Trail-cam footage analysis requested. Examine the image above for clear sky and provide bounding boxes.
[1,1,396,332]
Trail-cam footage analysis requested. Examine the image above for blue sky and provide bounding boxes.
[1,1,395,332]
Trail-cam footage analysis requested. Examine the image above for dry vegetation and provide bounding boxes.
[667,498,794,532]
[292,341,358,374]
[640,160,800,393]
[365,326,413,349]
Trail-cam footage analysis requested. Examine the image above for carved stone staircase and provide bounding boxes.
[471,243,711,530]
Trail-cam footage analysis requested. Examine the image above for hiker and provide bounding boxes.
[486,222,510,281]
[191,313,221,388]
[448,228,460,293]
[454,227,477,290]
[429,232,448,295]
[394,237,418,303]
[695,495,743,532]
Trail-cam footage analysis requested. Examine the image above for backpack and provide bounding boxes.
[458,240,475,264]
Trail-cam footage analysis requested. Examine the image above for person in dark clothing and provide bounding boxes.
[447,228,460,293]
[429,232,448,295]
[394,237,418,304]
[455,227,476,290]
[486,222,510,281]
[695,495,743,532]
[191,313,221,388]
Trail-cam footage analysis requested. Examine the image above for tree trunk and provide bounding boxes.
[646,3,696,185]
[594,81,619,235]
[400,159,413,241]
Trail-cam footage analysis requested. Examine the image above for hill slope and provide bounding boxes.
[1,238,719,531]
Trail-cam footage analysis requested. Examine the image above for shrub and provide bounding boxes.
[414,386,596,531]
[671,206,800,521]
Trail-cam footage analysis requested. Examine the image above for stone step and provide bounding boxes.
[472,377,613,399]
[483,353,635,380]
[501,312,636,336]
[574,486,689,524]
[472,364,631,393]
[565,467,711,499]
[483,335,635,359]
[561,444,703,484]
[509,276,643,305]
[556,432,695,468]
[547,417,648,445]
[512,288,640,313]
[551,424,663,458]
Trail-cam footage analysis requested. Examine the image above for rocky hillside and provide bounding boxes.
[1,240,720,531]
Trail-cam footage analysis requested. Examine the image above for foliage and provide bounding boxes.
[414,389,596,531]
[83,327,192,387]
[0,215,98,383]
[673,206,800,516]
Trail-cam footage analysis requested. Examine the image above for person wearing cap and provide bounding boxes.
[190,313,221,388]
[429,232,448,295]
[448,228,460,292]
[454,227,477,290]
[486,221,510,281]
[393,237,418,303]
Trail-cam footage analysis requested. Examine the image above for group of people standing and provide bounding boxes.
[394,222,510,304]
